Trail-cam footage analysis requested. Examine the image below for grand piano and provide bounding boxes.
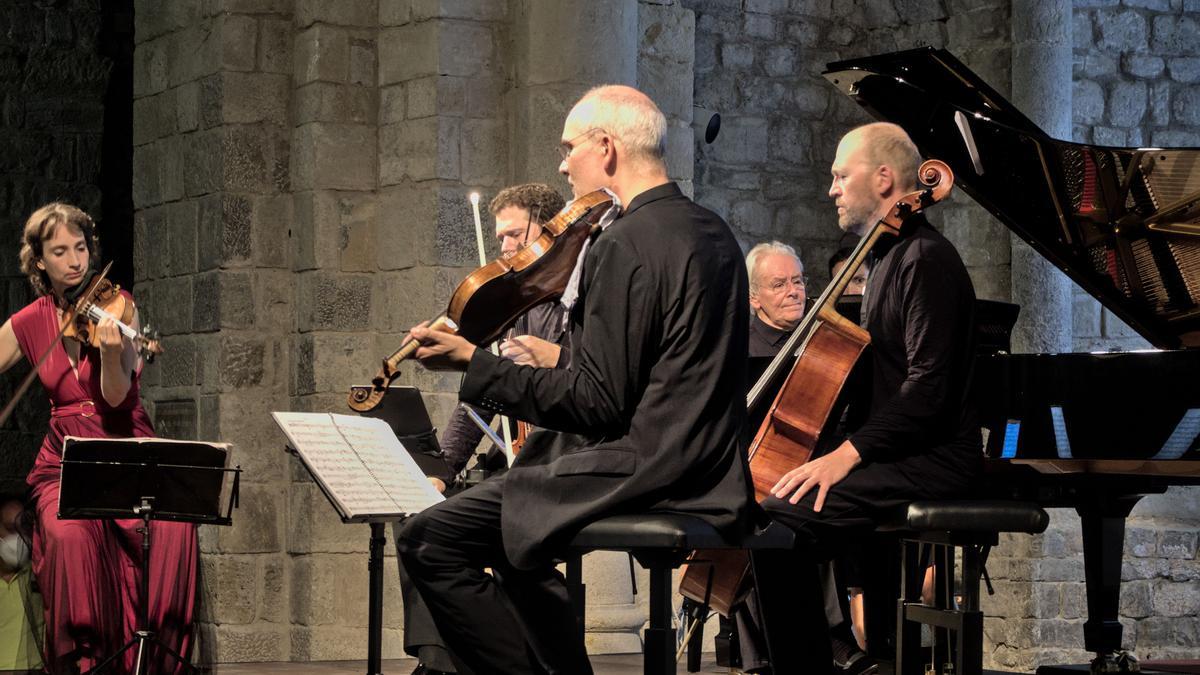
[823,49,1200,674]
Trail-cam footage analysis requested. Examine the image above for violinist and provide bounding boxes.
[0,203,197,674]
[433,183,570,487]
[399,183,567,675]
[752,123,981,674]
[396,84,753,675]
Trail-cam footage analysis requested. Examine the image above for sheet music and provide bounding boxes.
[271,412,444,520]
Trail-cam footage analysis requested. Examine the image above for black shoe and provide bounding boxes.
[837,651,879,675]
[412,665,454,675]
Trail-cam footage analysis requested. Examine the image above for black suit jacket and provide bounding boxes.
[437,301,571,478]
[460,182,755,570]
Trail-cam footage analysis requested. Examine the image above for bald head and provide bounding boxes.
[566,85,668,165]
[829,122,924,234]
[839,122,921,192]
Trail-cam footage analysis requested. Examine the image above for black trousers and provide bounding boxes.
[395,545,472,673]
[395,474,592,675]
[752,450,977,674]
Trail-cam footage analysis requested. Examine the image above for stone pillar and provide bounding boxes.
[511,0,638,185]
[133,0,294,662]
[639,1,696,192]
[288,0,401,660]
[1010,0,1073,353]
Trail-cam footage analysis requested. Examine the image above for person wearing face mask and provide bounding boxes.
[0,495,43,673]
[0,203,198,675]
[397,183,568,675]
[746,241,807,358]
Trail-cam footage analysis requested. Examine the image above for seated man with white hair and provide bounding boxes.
[746,241,807,358]
[397,84,754,675]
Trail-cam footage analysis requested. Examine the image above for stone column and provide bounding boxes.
[133,0,295,662]
[508,0,679,654]
[511,0,638,185]
[288,0,398,660]
[1010,0,1073,353]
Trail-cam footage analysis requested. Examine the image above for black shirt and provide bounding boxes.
[748,313,792,358]
[849,216,980,465]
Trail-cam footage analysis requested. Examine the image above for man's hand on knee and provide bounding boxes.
[771,441,862,511]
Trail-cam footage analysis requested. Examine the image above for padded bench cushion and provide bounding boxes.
[896,500,1049,534]
[568,514,794,552]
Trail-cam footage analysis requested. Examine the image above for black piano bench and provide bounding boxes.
[884,500,1049,675]
[564,513,794,675]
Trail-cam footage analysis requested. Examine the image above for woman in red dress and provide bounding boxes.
[0,203,197,674]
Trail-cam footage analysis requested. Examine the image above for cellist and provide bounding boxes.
[753,123,982,674]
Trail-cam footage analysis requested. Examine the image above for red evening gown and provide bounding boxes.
[11,293,197,675]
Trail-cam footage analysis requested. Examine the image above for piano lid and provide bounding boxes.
[824,47,1200,349]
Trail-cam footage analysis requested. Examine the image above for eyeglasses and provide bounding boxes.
[766,276,808,293]
[557,128,606,161]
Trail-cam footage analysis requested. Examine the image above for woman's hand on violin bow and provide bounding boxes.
[500,335,561,368]
[770,440,862,512]
[409,322,476,371]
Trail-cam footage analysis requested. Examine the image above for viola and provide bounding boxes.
[678,159,956,616]
[348,189,614,412]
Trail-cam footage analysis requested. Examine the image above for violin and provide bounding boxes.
[62,265,163,361]
[348,189,614,412]
[0,262,164,428]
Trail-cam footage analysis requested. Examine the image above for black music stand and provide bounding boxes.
[355,386,441,675]
[58,437,240,675]
[282,387,441,675]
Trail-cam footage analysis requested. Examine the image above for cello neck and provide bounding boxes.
[746,158,953,411]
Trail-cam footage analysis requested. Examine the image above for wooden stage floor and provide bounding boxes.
[210,653,731,674]
[204,656,1031,674]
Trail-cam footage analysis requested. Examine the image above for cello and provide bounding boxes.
[678,159,955,615]
[348,190,613,412]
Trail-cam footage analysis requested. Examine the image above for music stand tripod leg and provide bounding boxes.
[367,522,386,675]
[85,498,198,675]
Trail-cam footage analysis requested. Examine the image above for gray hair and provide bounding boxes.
[571,85,668,164]
[746,241,803,292]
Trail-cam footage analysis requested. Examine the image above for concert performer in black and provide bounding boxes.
[396,84,754,675]
[753,122,981,673]
[399,182,568,675]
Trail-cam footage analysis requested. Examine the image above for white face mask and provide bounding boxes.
[0,534,30,571]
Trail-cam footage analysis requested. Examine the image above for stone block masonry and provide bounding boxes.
[114,0,1199,667]
[0,0,118,492]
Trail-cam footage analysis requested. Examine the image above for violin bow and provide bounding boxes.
[468,192,516,464]
[0,262,113,428]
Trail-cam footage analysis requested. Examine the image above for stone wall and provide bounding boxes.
[683,0,1014,298]
[112,0,1199,668]
[0,0,126,495]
